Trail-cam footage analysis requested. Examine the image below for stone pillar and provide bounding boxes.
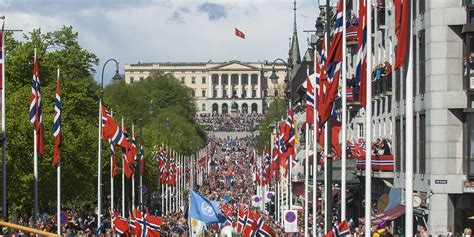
[218,74,222,98]
[428,193,455,235]
[257,74,261,98]
[207,74,212,99]
[238,74,243,99]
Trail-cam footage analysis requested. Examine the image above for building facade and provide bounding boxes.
[343,0,473,234]
[124,61,287,115]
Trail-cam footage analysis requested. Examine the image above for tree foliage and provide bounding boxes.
[255,98,287,151]
[2,26,204,216]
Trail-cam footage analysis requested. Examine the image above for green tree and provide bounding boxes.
[256,97,287,151]
[4,26,100,213]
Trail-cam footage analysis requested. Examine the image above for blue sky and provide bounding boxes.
[2,0,322,84]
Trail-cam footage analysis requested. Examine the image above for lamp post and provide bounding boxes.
[269,58,294,213]
[98,59,122,230]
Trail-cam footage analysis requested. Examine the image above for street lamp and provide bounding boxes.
[98,58,121,230]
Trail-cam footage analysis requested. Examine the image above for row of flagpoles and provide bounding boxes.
[252,0,414,235]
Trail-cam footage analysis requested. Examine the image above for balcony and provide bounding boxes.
[371,76,392,98]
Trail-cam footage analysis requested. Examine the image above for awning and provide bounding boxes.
[359,204,405,225]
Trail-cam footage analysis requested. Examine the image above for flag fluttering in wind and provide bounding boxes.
[394,0,410,69]
[29,51,45,155]
[235,28,245,39]
[325,220,350,237]
[53,69,61,167]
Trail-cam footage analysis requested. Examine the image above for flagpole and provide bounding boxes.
[132,124,135,210]
[405,0,414,235]
[313,56,318,237]
[304,122,309,236]
[121,116,125,217]
[1,20,6,220]
[365,0,373,235]
[110,110,114,229]
[288,102,292,213]
[341,0,347,222]
[56,67,61,236]
[33,48,39,224]
[323,124,328,231]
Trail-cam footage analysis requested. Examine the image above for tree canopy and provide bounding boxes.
[2,26,205,215]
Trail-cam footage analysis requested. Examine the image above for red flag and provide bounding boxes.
[112,212,130,236]
[235,28,245,39]
[325,220,350,237]
[306,69,315,125]
[53,70,61,167]
[242,210,258,237]
[395,0,410,69]
[123,153,134,178]
[145,212,162,236]
[29,53,45,156]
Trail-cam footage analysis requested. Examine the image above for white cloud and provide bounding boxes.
[3,0,320,84]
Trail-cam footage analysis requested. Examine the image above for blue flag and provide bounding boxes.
[189,190,226,224]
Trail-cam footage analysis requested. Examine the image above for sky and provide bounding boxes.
[2,0,323,84]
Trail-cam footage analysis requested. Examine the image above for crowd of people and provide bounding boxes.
[196,113,265,132]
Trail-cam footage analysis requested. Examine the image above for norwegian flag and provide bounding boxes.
[112,212,130,237]
[101,105,129,149]
[219,202,235,227]
[129,212,140,236]
[159,148,167,184]
[320,1,343,124]
[356,0,368,107]
[325,220,350,237]
[53,69,61,167]
[263,149,271,185]
[29,51,45,156]
[110,143,117,177]
[256,215,275,237]
[122,153,134,178]
[394,0,410,69]
[133,209,162,237]
[242,210,258,237]
[272,134,280,179]
[145,212,162,236]
[237,204,248,233]
[168,157,176,186]
[306,66,315,125]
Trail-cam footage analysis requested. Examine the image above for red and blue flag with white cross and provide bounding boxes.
[29,51,45,156]
[53,69,61,167]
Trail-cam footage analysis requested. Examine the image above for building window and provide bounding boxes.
[264,89,268,97]
[139,76,144,81]
[376,100,380,116]
[376,0,385,27]
[222,74,229,85]
[202,103,206,112]
[388,95,392,112]
[419,113,426,174]
[213,89,217,98]
[233,90,237,97]
[382,97,386,114]
[358,123,364,138]
[419,0,425,15]
[130,77,134,84]
[395,118,401,172]
[202,76,206,84]
[191,89,195,97]
[231,74,239,85]
[419,29,425,95]
[192,76,196,84]
[275,89,279,97]
[395,69,401,102]
[242,89,247,98]
[202,89,206,97]
[466,112,474,175]
[413,115,417,173]
[223,89,227,98]
[252,89,257,98]
[212,74,218,85]
[372,101,375,116]
[413,34,417,95]
[251,74,258,85]
[181,76,185,83]
[241,74,249,85]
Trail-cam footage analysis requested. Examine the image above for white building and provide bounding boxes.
[124,61,287,114]
[344,0,474,233]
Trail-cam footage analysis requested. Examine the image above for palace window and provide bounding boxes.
[202,76,206,84]
[192,76,196,84]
